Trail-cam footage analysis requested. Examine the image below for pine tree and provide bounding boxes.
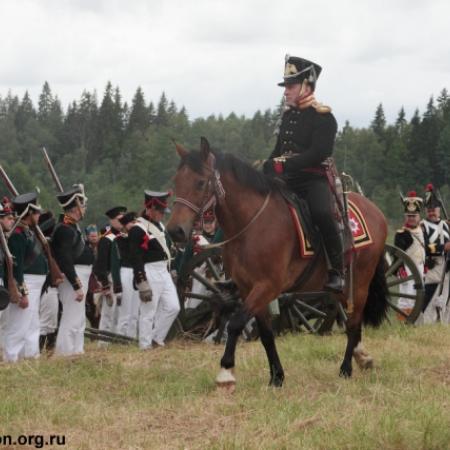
[15,91,36,131]
[38,81,53,122]
[370,103,386,140]
[127,87,149,135]
[395,107,407,134]
[155,92,168,126]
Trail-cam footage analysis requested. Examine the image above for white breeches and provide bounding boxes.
[40,286,59,335]
[117,267,140,338]
[55,265,91,356]
[139,261,180,349]
[2,274,44,362]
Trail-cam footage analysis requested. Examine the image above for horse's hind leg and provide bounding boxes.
[216,307,250,391]
[255,311,284,387]
[339,319,362,378]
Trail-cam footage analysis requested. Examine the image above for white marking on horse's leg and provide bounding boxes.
[216,368,236,393]
[353,342,374,370]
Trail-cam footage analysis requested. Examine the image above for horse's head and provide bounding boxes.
[167,137,217,244]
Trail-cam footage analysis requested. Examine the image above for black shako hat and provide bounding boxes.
[278,54,322,87]
[119,211,137,226]
[144,190,171,213]
[12,192,42,215]
[57,184,87,210]
[424,184,441,209]
[105,206,127,219]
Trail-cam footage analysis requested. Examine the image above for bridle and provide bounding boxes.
[173,152,271,248]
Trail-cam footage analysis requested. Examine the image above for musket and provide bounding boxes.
[0,165,64,286]
[0,224,21,303]
[42,147,64,193]
[435,187,448,221]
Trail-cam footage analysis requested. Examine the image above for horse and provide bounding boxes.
[167,137,389,390]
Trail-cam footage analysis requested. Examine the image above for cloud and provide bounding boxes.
[0,0,449,128]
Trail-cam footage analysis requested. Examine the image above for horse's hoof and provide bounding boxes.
[359,357,374,370]
[269,375,284,388]
[339,364,352,378]
[216,368,236,393]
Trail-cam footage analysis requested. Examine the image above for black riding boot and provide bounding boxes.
[323,232,345,293]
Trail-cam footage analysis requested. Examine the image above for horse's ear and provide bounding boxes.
[173,139,188,158]
[200,136,211,161]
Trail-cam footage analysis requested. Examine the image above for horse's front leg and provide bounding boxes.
[216,307,251,392]
[255,310,284,387]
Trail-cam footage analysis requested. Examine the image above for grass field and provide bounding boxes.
[1,323,450,450]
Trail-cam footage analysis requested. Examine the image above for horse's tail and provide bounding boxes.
[363,254,388,327]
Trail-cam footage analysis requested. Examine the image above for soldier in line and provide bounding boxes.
[394,191,426,319]
[263,55,343,293]
[79,224,101,328]
[128,191,180,349]
[2,193,42,362]
[421,184,450,323]
[51,185,88,356]
[0,200,16,351]
[93,206,126,336]
[25,210,59,354]
[117,212,140,338]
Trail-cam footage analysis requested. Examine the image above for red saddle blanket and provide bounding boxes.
[288,199,373,258]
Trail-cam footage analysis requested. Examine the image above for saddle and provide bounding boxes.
[279,187,373,260]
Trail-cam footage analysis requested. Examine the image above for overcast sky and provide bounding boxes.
[0,0,449,129]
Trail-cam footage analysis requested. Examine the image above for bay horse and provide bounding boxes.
[167,137,388,389]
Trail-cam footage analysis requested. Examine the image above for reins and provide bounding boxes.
[173,153,271,248]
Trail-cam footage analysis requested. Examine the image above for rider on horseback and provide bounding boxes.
[263,55,344,293]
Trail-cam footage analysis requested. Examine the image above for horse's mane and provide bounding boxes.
[179,150,280,195]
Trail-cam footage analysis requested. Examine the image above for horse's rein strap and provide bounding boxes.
[203,191,271,249]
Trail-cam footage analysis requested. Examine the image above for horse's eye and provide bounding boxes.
[196,180,206,190]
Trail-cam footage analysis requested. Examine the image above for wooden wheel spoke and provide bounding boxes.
[385,258,402,278]
[183,292,214,301]
[292,305,317,333]
[294,299,328,318]
[388,291,418,300]
[386,275,415,288]
[191,269,220,293]
[205,257,222,281]
[387,300,409,318]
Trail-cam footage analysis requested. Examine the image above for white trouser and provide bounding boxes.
[98,274,119,335]
[40,286,59,335]
[139,261,180,349]
[55,265,91,356]
[398,263,424,310]
[423,273,450,324]
[2,274,44,362]
[117,267,139,338]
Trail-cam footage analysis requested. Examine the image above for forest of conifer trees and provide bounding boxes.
[0,82,449,228]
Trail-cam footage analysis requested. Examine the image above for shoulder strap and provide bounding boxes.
[136,218,171,265]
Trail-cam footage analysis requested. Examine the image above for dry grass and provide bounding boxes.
[1,323,450,449]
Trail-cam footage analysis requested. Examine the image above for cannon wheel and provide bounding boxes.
[384,243,425,324]
[170,248,338,340]
[169,248,249,342]
[276,292,338,335]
